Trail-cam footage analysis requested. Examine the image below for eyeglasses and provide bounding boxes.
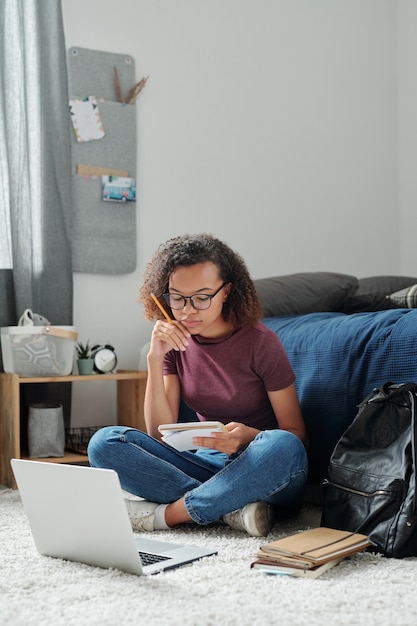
[163,282,228,310]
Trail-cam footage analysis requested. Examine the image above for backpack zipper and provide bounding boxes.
[322,478,393,498]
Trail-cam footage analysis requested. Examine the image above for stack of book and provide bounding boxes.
[251,527,372,578]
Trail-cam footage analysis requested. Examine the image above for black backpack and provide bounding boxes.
[321,382,417,558]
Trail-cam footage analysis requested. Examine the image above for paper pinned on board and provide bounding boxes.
[69,96,105,142]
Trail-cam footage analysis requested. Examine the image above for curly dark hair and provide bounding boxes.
[139,233,263,326]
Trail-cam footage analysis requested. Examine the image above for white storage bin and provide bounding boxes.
[1,326,78,376]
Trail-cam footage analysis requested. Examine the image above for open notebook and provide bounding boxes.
[11,459,217,575]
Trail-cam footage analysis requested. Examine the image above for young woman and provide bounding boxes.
[88,234,308,537]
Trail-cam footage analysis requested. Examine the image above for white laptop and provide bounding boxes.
[11,459,217,576]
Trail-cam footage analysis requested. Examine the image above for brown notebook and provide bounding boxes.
[257,527,371,569]
[251,556,345,579]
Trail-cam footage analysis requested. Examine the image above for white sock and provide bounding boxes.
[153,503,170,530]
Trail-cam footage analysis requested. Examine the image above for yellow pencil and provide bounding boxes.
[151,293,174,324]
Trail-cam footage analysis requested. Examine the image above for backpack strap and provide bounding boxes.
[409,389,417,514]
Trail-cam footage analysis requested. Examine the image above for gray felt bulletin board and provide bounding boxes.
[68,47,139,274]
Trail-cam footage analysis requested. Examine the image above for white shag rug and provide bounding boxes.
[2,487,417,626]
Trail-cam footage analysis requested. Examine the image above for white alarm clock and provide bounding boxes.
[90,344,118,374]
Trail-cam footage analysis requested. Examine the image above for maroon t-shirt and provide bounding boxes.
[163,322,295,431]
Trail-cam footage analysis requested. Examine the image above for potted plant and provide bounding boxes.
[75,340,94,375]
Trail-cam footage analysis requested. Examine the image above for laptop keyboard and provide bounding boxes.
[139,551,172,566]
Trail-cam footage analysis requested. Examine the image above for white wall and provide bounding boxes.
[398,0,417,271]
[62,0,402,426]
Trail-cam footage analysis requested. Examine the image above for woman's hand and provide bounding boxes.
[148,320,191,359]
[192,422,260,456]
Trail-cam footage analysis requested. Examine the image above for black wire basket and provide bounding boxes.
[65,426,104,455]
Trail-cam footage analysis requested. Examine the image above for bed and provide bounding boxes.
[254,272,417,482]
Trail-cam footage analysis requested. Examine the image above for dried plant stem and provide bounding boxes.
[126,76,149,104]
[113,67,149,105]
[113,66,123,103]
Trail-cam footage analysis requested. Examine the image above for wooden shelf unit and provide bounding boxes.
[0,369,147,488]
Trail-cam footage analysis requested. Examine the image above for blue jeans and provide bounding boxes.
[87,426,308,525]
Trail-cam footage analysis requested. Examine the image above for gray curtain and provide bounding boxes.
[0,0,73,429]
[0,0,73,336]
